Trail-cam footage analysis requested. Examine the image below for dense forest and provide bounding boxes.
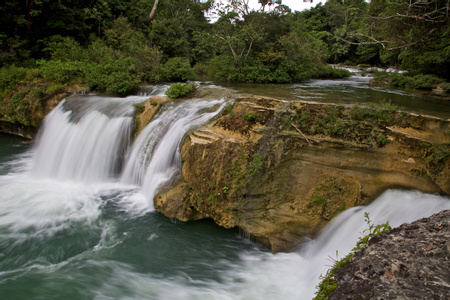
[1,0,449,105]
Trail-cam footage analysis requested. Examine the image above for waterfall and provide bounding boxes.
[0,91,448,299]
[31,95,143,183]
[29,93,225,212]
[120,98,226,206]
[203,190,450,299]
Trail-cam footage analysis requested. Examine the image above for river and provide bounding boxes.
[0,77,449,299]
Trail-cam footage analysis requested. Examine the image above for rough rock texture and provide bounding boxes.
[154,92,450,253]
[329,210,450,300]
[134,95,168,136]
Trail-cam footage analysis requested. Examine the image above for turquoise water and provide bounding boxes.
[0,134,265,300]
[0,134,30,175]
[0,84,449,300]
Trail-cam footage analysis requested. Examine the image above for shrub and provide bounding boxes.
[410,74,442,90]
[440,83,450,93]
[31,86,47,100]
[375,72,444,90]
[165,82,196,98]
[5,91,31,126]
[44,35,87,61]
[47,84,65,95]
[0,65,28,98]
[376,134,391,146]
[85,58,140,96]
[37,60,89,84]
[326,120,346,136]
[224,103,234,118]
[350,102,399,125]
[205,55,240,82]
[155,57,195,82]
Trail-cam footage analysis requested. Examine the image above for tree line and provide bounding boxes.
[1,0,449,96]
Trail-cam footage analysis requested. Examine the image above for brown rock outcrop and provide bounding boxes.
[154,92,449,253]
[133,95,168,136]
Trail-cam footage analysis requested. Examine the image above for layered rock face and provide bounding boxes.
[154,93,449,253]
[329,210,450,299]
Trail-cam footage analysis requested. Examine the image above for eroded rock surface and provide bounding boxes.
[151,92,450,252]
[329,210,450,299]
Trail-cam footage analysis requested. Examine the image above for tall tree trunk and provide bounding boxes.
[26,0,35,41]
[148,0,160,21]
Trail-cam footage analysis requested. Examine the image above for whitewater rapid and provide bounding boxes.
[0,93,448,299]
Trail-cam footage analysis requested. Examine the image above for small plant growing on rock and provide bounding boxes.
[224,104,234,118]
[222,186,229,194]
[243,112,256,122]
[376,134,391,146]
[314,212,392,300]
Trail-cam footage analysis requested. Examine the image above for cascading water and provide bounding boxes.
[0,91,449,300]
[120,98,226,207]
[31,95,140,183]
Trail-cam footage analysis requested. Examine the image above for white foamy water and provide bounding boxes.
[31,95,144,183]
[0,175,101,236]
[120,98,226,212]
[76,190,449,300]
[0,92,448,300]
[81,190,450,300]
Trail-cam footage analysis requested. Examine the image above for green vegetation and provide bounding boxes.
[288,102,401,146]
[243,113,256,122]
[422,143,450,175]
[165,83,196,98]
[1,0,448,125]
[372,72,448,92]
[7,91,31,126]
[224,151,265,195]
[224,104,234,118]
[246,153,264,178]
[309,176,353,220]
[314,212,392,299]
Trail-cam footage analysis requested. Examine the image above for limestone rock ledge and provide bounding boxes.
[154,93,450,253]
[329,210,450,299]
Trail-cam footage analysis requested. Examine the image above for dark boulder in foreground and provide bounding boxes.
[329,209,450,299]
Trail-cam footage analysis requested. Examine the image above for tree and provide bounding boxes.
[340,0,450,78]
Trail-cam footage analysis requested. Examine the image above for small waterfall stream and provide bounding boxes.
[0,91,448,299]
[120,98,226,205]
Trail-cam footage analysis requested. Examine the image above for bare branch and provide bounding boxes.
[292,124,312,146]
[148,0,160,21]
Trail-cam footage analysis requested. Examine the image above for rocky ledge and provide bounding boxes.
[329,209,450,299]
[151,90,449,253]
